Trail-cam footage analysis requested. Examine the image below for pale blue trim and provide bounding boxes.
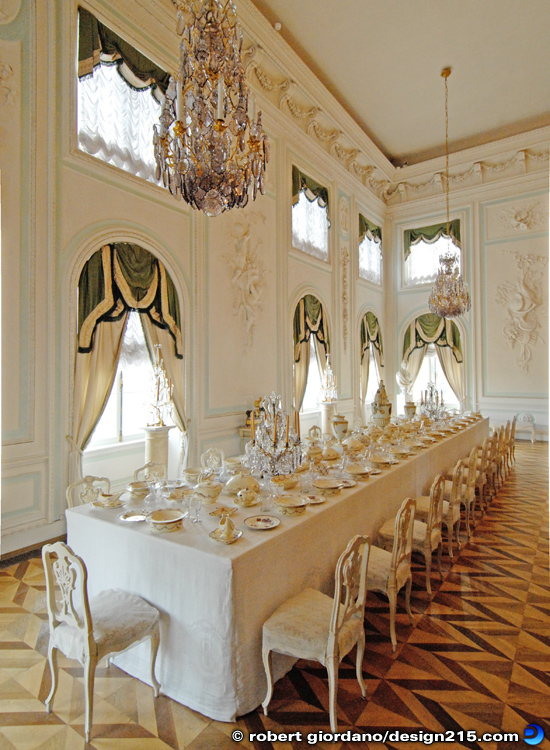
[1,472,41,519]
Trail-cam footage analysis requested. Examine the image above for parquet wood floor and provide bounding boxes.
[0,442,547,749]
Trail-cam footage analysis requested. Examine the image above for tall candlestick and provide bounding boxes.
[251,411,255,441]
[285,415,289,444]
[176,77,183,123]
[273,417,277,447]
[297,412,300,439]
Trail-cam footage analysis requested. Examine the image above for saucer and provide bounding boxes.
[210,528,243,544]
[209,505,239,517]
[300,493,326,504]
[244,515,281,530]
[91,499,124,509]
[119,509,147,522]
[340,478,358,488]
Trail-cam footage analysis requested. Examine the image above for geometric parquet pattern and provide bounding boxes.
[0,442,548,749]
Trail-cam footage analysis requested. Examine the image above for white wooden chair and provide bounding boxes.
[509,415,517,465]
[42,542,161,743]
[416,460,463,560]
[379,476,445,596]
[514,411,536,444]
[461,447,479,535]
[262,534,371,732]
[66,475,111,509]
[133,461,166,482]
[366,497,415,651]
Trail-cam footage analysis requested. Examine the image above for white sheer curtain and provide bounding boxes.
[359,235,382,284]
[436,346,465,410]
[405,237,461,286]
[292,192,329,261]
[402,347,426,393]
[78,64,160,183]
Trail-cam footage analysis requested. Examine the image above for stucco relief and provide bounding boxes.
[224,213,268,347]
[495,252,547,372]
[0,0,21,25]
[341,245,349,352]
[0,60,15,106]
[498,203,548,232]
[338,196,349,236]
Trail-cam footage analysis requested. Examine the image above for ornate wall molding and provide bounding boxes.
[0,59,15,105]
[341,245,349,353]
[0,0,21,25]
[498,202,548,232]
[224,212,268,347]
[495,251,548,372]
[338,196,349,237]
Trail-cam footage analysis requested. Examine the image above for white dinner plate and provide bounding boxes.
[119,510,147,522]
[244,515,281,530]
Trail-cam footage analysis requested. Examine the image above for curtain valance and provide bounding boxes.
[360,311,384,364]
[78,7,170,98]
[359,214,382,244]
[293,294,329,362]
[292,166,329,209]
[403,219,461,260]
[78,244,183,358]
[402,313,462,363]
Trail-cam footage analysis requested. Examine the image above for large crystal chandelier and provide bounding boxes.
[154,0,269,217]
[428,68,471,319]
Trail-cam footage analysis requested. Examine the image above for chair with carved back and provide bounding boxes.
[262,534,370,732]
[379,476,445,596]
[66,475,111,509]
[42,542,161,743]
[133,461,166,482]
[509,414,517,465]
[416,460,463,560]
[366,497,415,651]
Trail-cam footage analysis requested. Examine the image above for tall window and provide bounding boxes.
[292,166,330,262]
[77,8,169,183]
[411,344,459,411]
[359,311,383,418]
[358,215,382,284]
[293,295,329,413]
[403,219,461,286]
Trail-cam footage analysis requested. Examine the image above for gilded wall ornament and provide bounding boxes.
[495,252,547,372]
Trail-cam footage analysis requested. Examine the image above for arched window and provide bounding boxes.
[293,295,329,413]
[69,243,187,482]
[400,313,465,412]
[359,312,384,420]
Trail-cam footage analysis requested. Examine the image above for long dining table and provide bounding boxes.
[66,417,489,722]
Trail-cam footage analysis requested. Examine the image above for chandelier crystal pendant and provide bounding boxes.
[428,68,471,319]
[154,0,269,217]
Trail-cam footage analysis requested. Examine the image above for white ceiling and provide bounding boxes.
[249,0,550,165]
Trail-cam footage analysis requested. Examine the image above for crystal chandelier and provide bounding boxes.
[245,393,302,476]
[154,0,269,217]
[428,68,471,319]
[320,354,338,403]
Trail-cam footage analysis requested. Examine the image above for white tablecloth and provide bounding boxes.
[66,418,489,721]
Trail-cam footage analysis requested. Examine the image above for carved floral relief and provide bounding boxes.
[498,202,547,232]
[223,213,268,347]
[341,245,349,352]
[495,252,547,372]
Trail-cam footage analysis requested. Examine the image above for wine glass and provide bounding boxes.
[190,495,202,524]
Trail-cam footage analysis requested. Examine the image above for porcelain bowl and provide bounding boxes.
[194,480,223,503]
[126,481,150,499]
[270,474,298,491]
[235,489,258,506]
[274,495,309,516]
[146,509,185,533]
[98,491,124,507]
[182,467,202,484]
[312,478,342,496]
[225,472,260,495]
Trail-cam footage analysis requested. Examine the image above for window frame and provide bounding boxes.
[400,213,466,291]
[357,211,383,287]
[289,162,332,268]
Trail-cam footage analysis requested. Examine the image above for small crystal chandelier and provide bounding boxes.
[428,68,471,319]
[154,0,269,217]
[320,354,338,403]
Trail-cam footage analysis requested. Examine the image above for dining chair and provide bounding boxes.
[416,461,463,560]
[66,475,111,509]
[460,447,478,535]
[502,420,511,477]
[133,461,166,482]
[475,437,490,511]
[262,534,370,732]
[366,497,415,651]
[379,476,445,596]
[509,414,517,466]
[42,542,161,742]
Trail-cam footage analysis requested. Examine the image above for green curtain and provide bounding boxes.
[78,7,170,96]
[360,311,384,364]
[293,294,330,362]
[359,214,382,244]
[78,243,183,359]
[404,219,461,260]
[402,313,462,363]
[292,166,329,209]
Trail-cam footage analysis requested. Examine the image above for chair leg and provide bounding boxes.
[455,517,461,551]
[355,631,367,698]
[261,647,274,716]
[464,500,471,539]
[149,628,161,697]
[327,655,339,733]
[388,586,398,651]
[424,550,432,595]
[437,542,443,580]
[83,654,97,743]
[445,520,453,561]
[45,642,58,712]
[404,577,413,626]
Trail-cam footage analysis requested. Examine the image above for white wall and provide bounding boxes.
[1,0,548,554]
